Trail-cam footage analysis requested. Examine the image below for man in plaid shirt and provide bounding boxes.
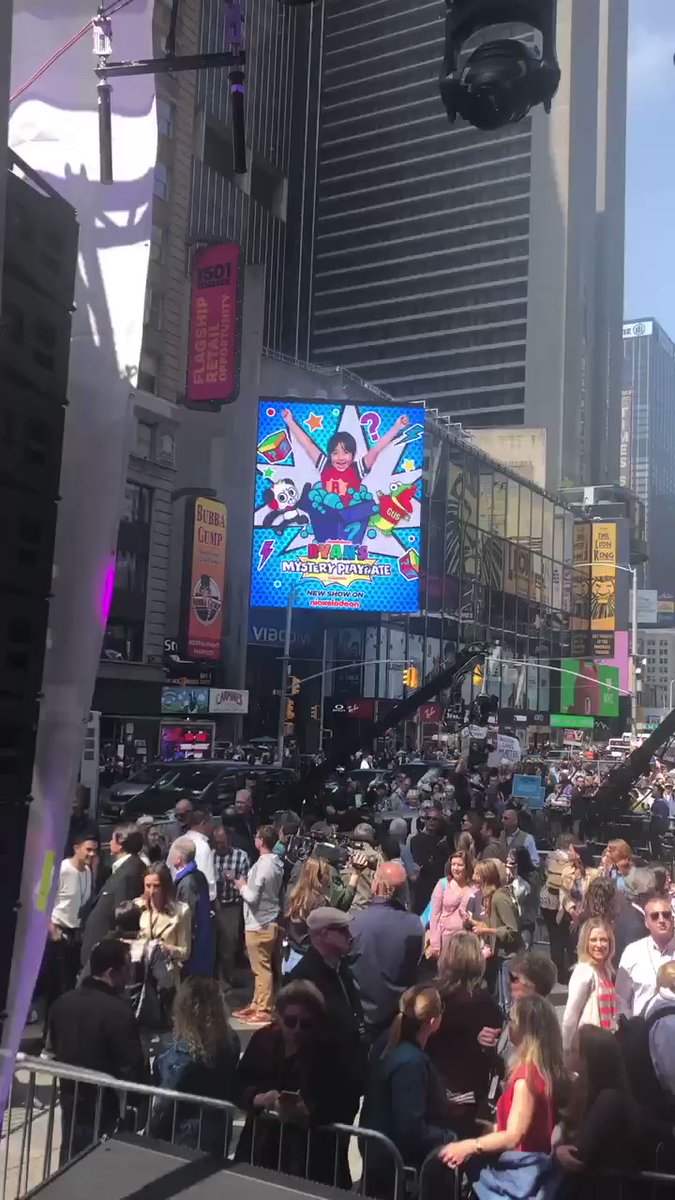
[213,822,250,993]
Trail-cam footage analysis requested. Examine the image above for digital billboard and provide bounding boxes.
[560,660,620,718]
[161,686,210,715]
[250,400,424,612]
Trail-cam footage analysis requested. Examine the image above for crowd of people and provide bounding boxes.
[40,756,675,1198]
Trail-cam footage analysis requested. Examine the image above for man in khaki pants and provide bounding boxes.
[233,825,284,1023]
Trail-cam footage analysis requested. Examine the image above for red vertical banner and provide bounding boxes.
[186,243,241,409]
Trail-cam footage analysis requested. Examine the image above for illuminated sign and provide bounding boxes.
[250,399,424,612]
[623,321,653,339]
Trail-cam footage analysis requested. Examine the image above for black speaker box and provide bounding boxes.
[4,169,78,308]
[28,1135,355,1200]
[0,378,66,498]
[0,592,50,699]
[0,274,71,399]
[0,696,39,799]
[0,485,57,597]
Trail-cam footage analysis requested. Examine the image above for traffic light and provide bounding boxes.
[439,0,561,131]
[311,705,320,720]
[403,667,420,688]
[290,676,301,696]
[285,699,295,722]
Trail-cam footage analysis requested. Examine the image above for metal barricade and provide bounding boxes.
[248,1113,407,1200]
[2,1054,408,1200]
[417,1150,675,1200]
[1,1053,239,1200]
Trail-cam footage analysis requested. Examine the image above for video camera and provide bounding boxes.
[285,831,378,871]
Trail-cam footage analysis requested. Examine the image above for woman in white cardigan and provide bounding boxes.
[562,920,617,1059]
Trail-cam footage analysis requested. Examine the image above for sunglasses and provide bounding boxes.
[280,1015,314,1031]
[647,911,672,921]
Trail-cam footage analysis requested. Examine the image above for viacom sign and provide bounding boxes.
[623,321,653,339]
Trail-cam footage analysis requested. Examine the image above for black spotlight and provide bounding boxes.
[439,0,561,130]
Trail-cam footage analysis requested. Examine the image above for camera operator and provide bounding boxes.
[343,823,384,913]
[288,823,370,911]
[409,807,451,917]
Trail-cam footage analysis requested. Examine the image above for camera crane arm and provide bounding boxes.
[287,644,488,809]
[591,706,675,813]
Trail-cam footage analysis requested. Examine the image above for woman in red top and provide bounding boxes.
[438,995,567,1171]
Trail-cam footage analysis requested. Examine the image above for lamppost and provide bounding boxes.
[574,561,638,738]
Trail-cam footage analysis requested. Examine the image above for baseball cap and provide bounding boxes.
[306,907,352,934]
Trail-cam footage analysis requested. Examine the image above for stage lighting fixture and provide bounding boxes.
[439,0,561,131]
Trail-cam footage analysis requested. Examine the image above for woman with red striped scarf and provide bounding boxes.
[562,920,617,1062]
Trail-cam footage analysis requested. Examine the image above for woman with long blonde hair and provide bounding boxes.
[427,932,502,1136]
[439,994,567,1171]
[562,919,616,1056]
[151,976,240,1151]
[362,986,455,1195]
[601,839,632,893]
[466,858,521,1004]
[283,856,332,972]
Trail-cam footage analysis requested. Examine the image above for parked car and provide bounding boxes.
[102,762,174,818]
[101,761,297,822]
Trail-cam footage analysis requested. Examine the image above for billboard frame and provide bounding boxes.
[249,397,425,614]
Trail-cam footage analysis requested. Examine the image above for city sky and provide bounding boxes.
[625,0,675,336]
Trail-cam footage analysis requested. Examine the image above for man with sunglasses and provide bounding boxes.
[287,907,367,1108]
[616,891,675,1017]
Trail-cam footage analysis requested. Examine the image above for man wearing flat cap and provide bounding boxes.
[287,905,367,1108]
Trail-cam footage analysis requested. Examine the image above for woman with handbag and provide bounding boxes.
[135,865,191,990]
[562,920,617,1060]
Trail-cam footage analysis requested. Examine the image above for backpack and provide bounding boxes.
[616,1003,675,1118]
[421,876,447,928]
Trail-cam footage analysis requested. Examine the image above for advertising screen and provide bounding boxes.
[161,686,210,715]
[184,497,227,661]
[560,660,620,718]
[250,399,424,612]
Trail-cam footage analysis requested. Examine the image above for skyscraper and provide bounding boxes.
[293,0,628,490]
[622,318,675,594]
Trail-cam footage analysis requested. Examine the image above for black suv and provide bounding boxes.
[100,762,297,822]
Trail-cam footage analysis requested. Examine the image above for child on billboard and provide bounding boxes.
[282,408,409,499]
[281,407,411,544]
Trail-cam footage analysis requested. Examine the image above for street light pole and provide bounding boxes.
[631,570,638,740]
[276,587,295,765]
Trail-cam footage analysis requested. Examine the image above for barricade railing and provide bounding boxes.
[249,1112,407,1200]
[2,1054,406,1200]
[2,1053,239,1199]
[417,1148,675,1200]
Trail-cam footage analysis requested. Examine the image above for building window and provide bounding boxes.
[121,482,153,525]
[135,421,155,461]
[144,288,164,330]
[101,621,144,662]
[114,549,148,592]
[137,353,160,394]
[150,224,166,264]
[157,98,175,139]
[153,162,170,201]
